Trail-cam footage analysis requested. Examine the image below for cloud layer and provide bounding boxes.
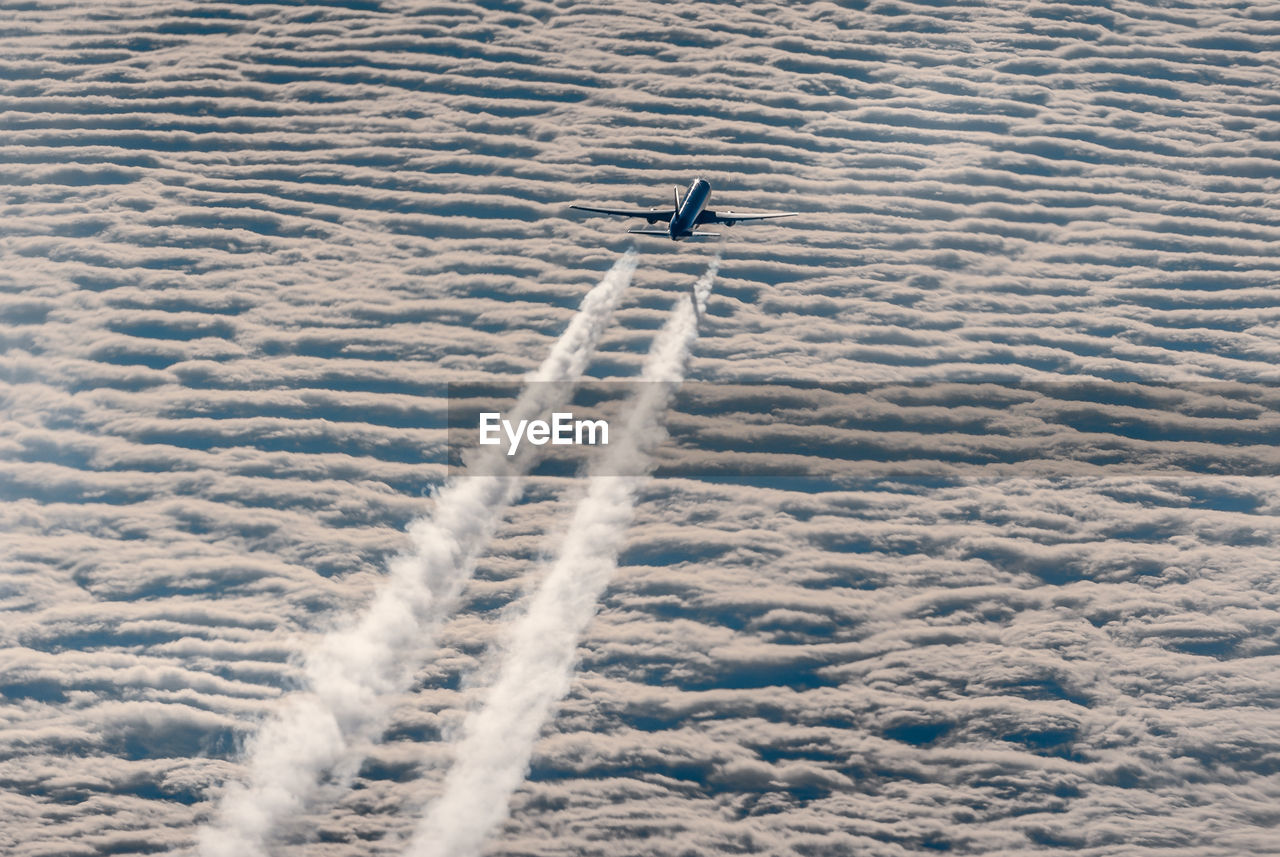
[2,1,1279,856]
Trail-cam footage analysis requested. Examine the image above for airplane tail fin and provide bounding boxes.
[674,185,681,211]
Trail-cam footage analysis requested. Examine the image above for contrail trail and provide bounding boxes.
[404,257,719,857]
[198,251,639,857]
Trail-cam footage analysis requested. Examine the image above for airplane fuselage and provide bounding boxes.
[669,178,711,241]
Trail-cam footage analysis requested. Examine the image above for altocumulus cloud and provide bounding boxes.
[2,1,1280,856]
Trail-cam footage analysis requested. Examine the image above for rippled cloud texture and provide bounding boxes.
[3,2,1280,856]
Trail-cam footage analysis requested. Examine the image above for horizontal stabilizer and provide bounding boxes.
[626,228,722,239]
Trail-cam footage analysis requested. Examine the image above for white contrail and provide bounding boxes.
[198,250,638,857]
[405,257,719,857]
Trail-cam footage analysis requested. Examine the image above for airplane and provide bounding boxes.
[570,177,797,241]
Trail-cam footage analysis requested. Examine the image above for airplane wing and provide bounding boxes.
[697,209,798,224]
[570,204,676,222]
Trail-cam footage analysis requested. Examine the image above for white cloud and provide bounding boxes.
[3,0,1280,855]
